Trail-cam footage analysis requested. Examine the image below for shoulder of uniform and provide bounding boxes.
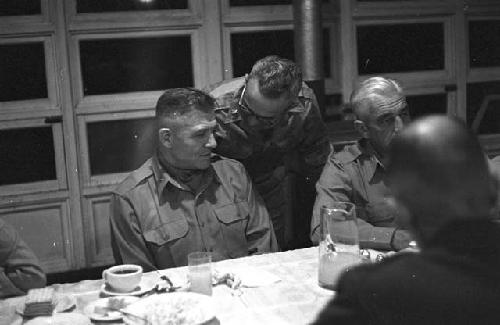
[299,81,316,100]
[212,154,244,168]
[207,77,245,98]
[211,154,246,175]
[332,143,362,165]
[113,159,154,196]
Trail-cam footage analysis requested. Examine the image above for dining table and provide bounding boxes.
[0,246,380,325]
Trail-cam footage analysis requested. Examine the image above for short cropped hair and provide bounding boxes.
[350,77,406,121]
[248,55,302,99]
[155,88,216,122]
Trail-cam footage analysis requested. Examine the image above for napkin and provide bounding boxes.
[215,267,281,288]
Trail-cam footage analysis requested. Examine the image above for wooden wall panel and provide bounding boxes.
[83,194,114,267]
[0,201,73,273]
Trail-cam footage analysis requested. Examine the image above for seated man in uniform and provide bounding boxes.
[110,88,278,271]
[311,76,412,251]
[0,218,46,298]
[205,55,330,250]
[312,115,500,325]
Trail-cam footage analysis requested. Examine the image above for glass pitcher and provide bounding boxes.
[318,202,362,290]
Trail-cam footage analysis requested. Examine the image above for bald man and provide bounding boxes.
[110,88,277,270]
[311,77,412,250]
[312,115,500,325]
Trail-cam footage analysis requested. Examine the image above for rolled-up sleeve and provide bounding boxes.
[109,194,158,271]
[0,220,46,298]
[310,157,396,250]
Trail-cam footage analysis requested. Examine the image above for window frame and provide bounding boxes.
[78,110,156,188]
[0,36,59,115]
[68,29,202,113]
[353,16,455,88]
[0,118,67,196]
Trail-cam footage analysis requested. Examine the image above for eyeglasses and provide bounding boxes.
[238,85,296,127]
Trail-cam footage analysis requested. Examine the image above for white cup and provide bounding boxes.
[102,264,143,293]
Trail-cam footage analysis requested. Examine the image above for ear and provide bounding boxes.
[354,120,369,138]
[158,128,173,148]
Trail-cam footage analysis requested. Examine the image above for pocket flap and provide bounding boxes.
[214,201,249,224]
[143,219,188,246]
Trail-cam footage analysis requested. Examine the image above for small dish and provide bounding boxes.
[101,277,156,296]
[16,293,76,316]
[83,296,139,322]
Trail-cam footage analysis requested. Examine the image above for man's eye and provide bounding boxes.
[381,116,394,125]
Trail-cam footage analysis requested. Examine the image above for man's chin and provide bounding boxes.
[196,156,212,169]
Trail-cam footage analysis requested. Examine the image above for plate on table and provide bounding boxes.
[83,296,140,321]
[100,276,156,296]
[16,293,77,316]
[122,292,216,325]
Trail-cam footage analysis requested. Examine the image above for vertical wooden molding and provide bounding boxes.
[52,0,86,269]
[453,0,468,121]
[340,0,355,102]
[199,0,224,87]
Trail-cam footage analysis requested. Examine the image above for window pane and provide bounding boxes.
[231,30,294,77]
[87,118,156,175]
[467,81,500,135]
[469,20,500,68]
[0,43,47,102]
[230,0,291,5]
[0,127,56,185]
[0,0,41,16]
[357,23,444,74]
[77,0,187,13]
[80,36,193,96]
[406,93,447,119]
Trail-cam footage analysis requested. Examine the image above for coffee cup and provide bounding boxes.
[102,264,143,293]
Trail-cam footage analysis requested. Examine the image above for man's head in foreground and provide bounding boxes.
[156,88,217,170]
[387,115,497,247]
[238,55,302,130]
[351,77,410,158]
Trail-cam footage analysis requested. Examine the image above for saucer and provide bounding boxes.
[101,278,155,296]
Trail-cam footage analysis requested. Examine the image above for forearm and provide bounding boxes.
[0,269,25,298]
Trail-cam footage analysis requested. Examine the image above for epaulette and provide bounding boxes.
[332,143,361,166]
[300,82,315,99]
[113,160,153,195]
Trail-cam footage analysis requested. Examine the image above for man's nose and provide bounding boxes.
[394,115,404,132]
[206,132,217,149]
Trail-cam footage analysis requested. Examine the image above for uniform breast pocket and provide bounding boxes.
[143,218,189,247]
[213,201,249,258]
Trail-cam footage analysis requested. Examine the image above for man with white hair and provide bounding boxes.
[311,77,412,251]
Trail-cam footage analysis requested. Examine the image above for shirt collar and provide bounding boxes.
[358,139,385,181]
[151,153,222,194]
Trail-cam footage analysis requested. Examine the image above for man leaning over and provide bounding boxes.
[206,55,330,249]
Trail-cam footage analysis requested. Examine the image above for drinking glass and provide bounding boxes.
[318,202,362,290]
[188,252,213,296]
